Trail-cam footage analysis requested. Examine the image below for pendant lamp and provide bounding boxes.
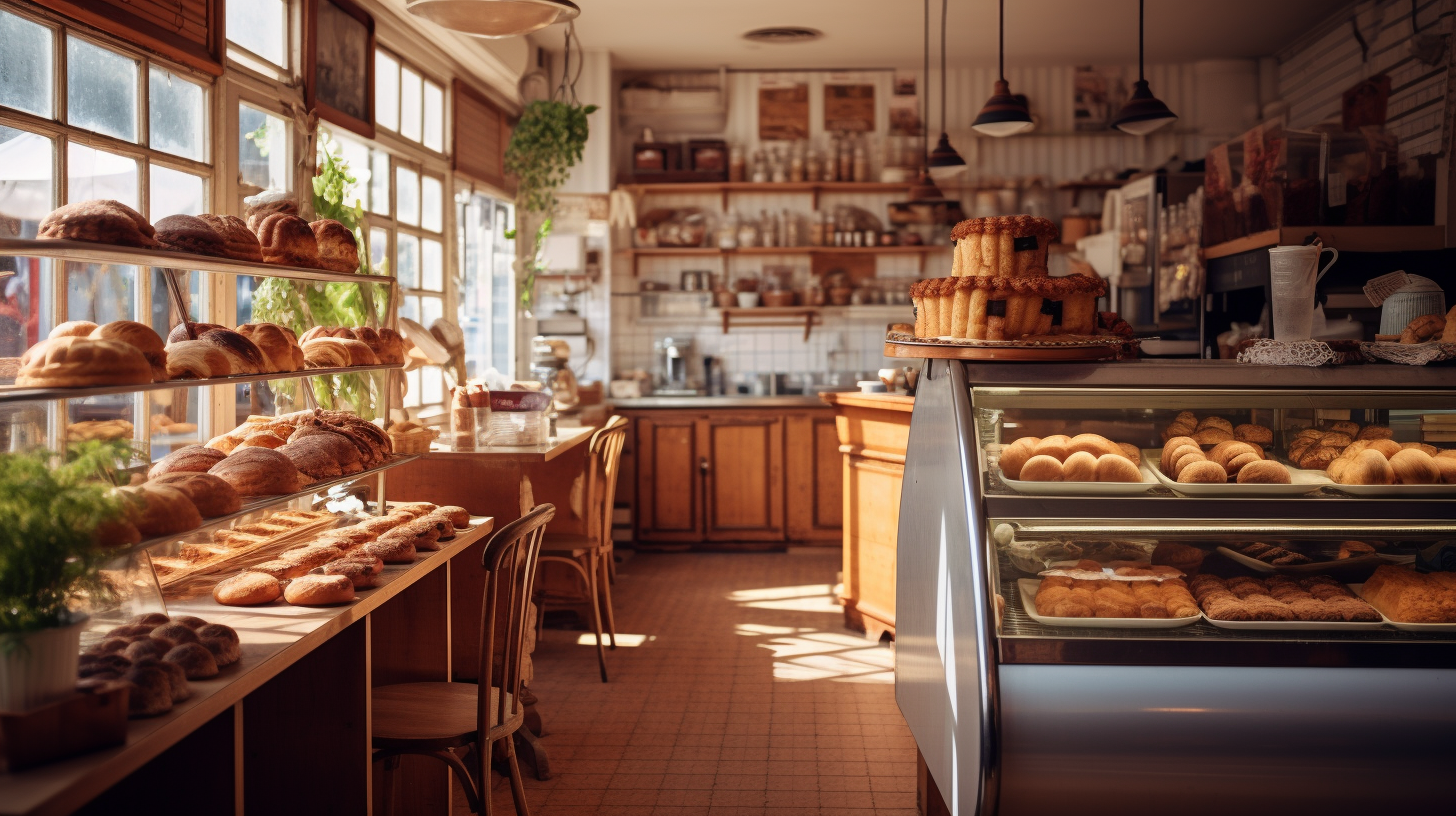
[972,0,1033,137]
[1111,0,1178,135]
[406,0,579,39]
[926,0,967,182]
[909,0,945,201]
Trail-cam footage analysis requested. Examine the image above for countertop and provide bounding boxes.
[610,393,850,409]
[424,425,594,463]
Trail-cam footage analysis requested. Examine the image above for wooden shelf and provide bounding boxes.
[620,244,949,276]
[718,306,822,340]
[1201,226,1447,260]
[620,181,917,210]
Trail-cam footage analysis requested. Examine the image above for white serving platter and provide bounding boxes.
[1351,583,1456,632]
[1143,450,1330,497]
[1324,481,1456,498]
[1017,579,1201,629]
[996,459,1160,496]
[1202,616,1386,631]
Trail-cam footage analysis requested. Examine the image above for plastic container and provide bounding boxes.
[1268,245,1338,342]
[483,391,551,446]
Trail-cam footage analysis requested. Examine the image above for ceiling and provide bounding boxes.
[553,0,1348,70]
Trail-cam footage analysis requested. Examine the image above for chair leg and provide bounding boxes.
[596,549,617,650]
[435,746,485,814]
[503,731,532,816]
[381,754,400,816]
[585,550,608,682]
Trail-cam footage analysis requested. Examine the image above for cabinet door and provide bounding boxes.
[700,415,785,542]
[635,417,702,541]
[785,412,844,543]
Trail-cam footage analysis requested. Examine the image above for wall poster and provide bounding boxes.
[308,0,376,139]
[758,83,810,141]
[824,83,875,133]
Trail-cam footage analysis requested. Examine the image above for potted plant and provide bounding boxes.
[0,442,128,712]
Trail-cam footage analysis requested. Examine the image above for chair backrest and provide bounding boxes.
[583,415,629,547]
[477,502,555,734]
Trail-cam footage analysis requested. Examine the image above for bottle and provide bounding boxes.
[789,144,805,183]
[728,146,746,182]
[770,148,788,184]
[852,141,868,183]
[806,149,823,183]
[784,208,801,247]
[837,136,854,183]
[750,149,768,183]
[809,211,826,247]
[825,136,840,181]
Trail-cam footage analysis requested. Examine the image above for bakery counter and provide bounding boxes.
[0,512,495,816]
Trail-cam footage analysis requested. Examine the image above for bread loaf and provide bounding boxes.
[324,555,383,588]
[1236,460,1291,484]
[1093,454,1141,483]
[1340,449,1395,485]
[435,506,470,527]
[213,572,281,606]
[90,320,168,381]
[1019,454,1064,482]
[147,472,241,517]
[243,190,298,231]
[208,447,306,496]
[1233,424,1273,445]
[335,338,379,366]
[284,574,355,606]
[126,484,204,537]
[278,433,363,478]
[155,214,227,257]
[1177,460,1227,483]
[38,199,158,248]
[1030,435,1071,462]
[165,339,231,379]
[302,338,352,369]
[376,328,406,365]
[1061,450,1098,481]
[196,213,264,262]
[310,219,359,273]
[998,437,1040,480]
[1067,433,1120,459]
[149,445,227,479]
[193,329,267,375]
[1390,448,1440,484]
[254,213,319,267]
[17,336,153,387]
[166,322,225,344]
[236,323,302,373]
[49,320,99,339]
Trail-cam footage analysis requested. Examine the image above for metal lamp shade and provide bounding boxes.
[927,133,967,182]
[405,0,580,38]
[1112,79,1177,135]
[971,80,1033,137]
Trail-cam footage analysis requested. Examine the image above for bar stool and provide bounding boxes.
[373,503,555,816]
[536,416,627,683]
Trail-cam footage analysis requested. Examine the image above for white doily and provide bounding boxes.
[1236,339,1339,367]
[1359,341,1456,366]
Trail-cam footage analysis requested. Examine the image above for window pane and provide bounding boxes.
[421,295,443,327]
[0,10,53,117]
[370,150,389,215]
[399,294,419,323]
[369,226,388,271]
[421,176,443,233]
[423,80,444,152]
[68,143,138,209]
[421,364,443,405]
[404,367,421,408]
[375,51,399,131]
[396,166,419,226]
[422,238,443,291]
[150,165,206,217]
[335,136,370,208]
[0,125,53,237]
[227,0,286,67]
[238,105,290,191]
[67,37,138,142]
[396,233,419,288]
[400,67,422,142]
[149,67,206,161]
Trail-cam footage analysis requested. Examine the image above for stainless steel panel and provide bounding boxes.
[998,664,1456,816]
[895,360,998,815]
[955,360,1456,391]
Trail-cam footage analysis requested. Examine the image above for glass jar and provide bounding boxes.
[717,213,739,249]
[736,216,759,248]
[728,145,746,182]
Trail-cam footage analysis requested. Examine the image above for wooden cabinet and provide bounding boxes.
[624,407,838,546]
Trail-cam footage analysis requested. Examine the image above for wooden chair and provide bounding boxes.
[373,503,556,816]
[536,416,627,683]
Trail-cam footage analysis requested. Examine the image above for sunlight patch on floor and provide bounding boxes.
[575,633,652,647]
[728,583,841,612]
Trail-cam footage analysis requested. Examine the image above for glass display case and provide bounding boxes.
[893,358,1456,815]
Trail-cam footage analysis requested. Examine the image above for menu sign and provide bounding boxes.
[758,83,810,141]
[824,83,875,132]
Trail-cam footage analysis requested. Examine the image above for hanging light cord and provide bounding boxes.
[998,0,1005,81]
[1138,0,1145,82]
[941,0,950,129]
[923,0,931,166]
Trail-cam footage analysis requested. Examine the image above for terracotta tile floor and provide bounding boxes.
[461,549,916,815]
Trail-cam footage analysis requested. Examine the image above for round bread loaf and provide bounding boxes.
[151,622,200,647]
[1233,424,1273,445]
[279,433,363,478]
[1019,454,1064,482]
[1319,432,1353,449]
[1068,433,1120,458]
[1177,460,1227,483]
[49,320,99,339]
[1327,420,1360,437]
[1193,427,1233,445]
[164,339,232,379]
[1030,435,1072,462]
[1401,442,1439,457]
[194,328,267,376]
[1390,448,1440,484]
[324,557,381,588]
[237,323,302,373]
[1093,454,1141,483]
[998,437,1039,480]
[1224,452,1263,478]
[254,213,319,267]
[1236,460,1291,484]
[124,637,171,662]
[126,484,203,537]
[149,445,227,479]
[1298,447,1340,471]
[364,535,417,564]
[17,336,153,387]
[1174,452,1207,478]
[310,219,360,273]
[155,214,227,257]
[284,574,355,606]
[1338,440,1372,460]
[124,665,174,716]
[89,321,167,380]
[148,472,242,517]
[164,642,219,679]
[39,199,158,248]
[214,572,282,606]
[244,190,298,231]
[196,213,263,262]
[1327,458,1351,482]
[1195,416,1233,433]
[209,447,305,496]
[1340,449,1394,485]
[1365,439,1403,458]
[172,615,208,630]
[1357,424,1393,441]
[1115,443,1141,466]
[436,505,470,528]
[301,337,353,369]
[1061,450,1098,482]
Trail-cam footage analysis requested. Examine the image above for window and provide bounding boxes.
[0,10,52,117]
[238,105,291,194]
[227,0,288,69]
[149,67,207,161]
[459,191,515,377]
[374,48,445,154]
[67,36,139,142]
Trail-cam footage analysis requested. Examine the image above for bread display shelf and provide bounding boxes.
[1142,449,1332,497]
[885,333,1134,361]
[995,464,1161,496]
[0,363,402,405]
[1017,580,1202,629]
[123,454,422,558]
[0,237,397,286]
[1215,546,1386,575]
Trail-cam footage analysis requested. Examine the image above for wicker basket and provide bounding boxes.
[388,426,440,454]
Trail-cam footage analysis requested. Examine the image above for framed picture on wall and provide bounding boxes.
[307,0,376,139]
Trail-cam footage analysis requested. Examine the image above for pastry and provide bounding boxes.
[213,572,282,606]
[1357,424,1392,440]
[16,336,153,387]
[197,624,241,667]
[147,472,242,517]
[1366,438,1403,458]
[247,560,310,580]
[236,323,302,373]
[1061,450,1097,481]
[164,339,232,379]
[284,574,356,606]
[364,534,417,564]
[124,664,175,716]
[1152,542,1205,576]
[49,320,99,339]
[1236,460,1291,484]
[125,484,203,537]
[1338,541,1376,560]
[1067,433,1120,458]
[376,328,407,365]
[38,199,158,248]
[1208,441,1260,469]
[208,447,306,496]
[334,338,379,366]
[235,430,289,450]
[1195,416,1233,433]
[1224,452,1263,478]
[154,214,227,257]
[278,432,363,478]
[1161,438,1199,473]
[253,213,319,267]
[310,219,360,273]
[1402,442,1439,457]
[165,322,225,344]
[1339,449,1395,485]
[1389,448,1440,484]
[196,213,264,262]
[192,328,268,376]
[998,437,1040,480]
[1031,435,1072,461]
[1399,313,1445,344]
[324,555,383,588]
[1116,443,1141,465]
[415,512,456,543]
[1233,424,1273,445]
[1173,451,1207,478]
[433,506,469,528]
[89,321,167,381]
[1192,427,1233,445]
[1361,565,1456,623]
[1019,454,1064,482]
[1093,454,1141,483]
[164,642,219,679]
[302,337,353,369]
[1298,447,1340,470]
[149,445,227,479]
[1177,460,1227,483]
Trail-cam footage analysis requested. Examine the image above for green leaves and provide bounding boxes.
[504,100,598,215]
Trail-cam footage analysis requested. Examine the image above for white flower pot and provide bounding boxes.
[0,618,85,713]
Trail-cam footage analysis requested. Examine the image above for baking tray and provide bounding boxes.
[1144,449,1330,496]
[1215,545,1384,575]
[1199,583,1387,630]
[996,460,1160,496]
[1324,481,1456,499]
[1352,583,1456,632]
[1017,579,1201,629]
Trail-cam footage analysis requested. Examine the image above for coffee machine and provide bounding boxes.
[653,337,701,395]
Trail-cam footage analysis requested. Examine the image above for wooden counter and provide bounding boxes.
[822,392,913,640]
[0,514,495,816]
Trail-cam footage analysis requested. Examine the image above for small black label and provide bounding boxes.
[1040,299,1063,319]
[987,299,1007,317]
[1013,235,1039,252]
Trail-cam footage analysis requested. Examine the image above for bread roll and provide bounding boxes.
[1161,437,1199,470]
[278,433,363,478]
[1298,447,1340,471]
[196,213,263,262]
[310,219,359,273]
[435,505,470,528]
[164,642,219,679]
[1174,452,1207,478]
[1233,424,1273,445]
[1019,454,1064,482]
[302,337,352,369]
[254,213,319,267]
[1068,434,1120,458]
[1115,443,1141,465]
[147,472,242,517]
[194,329,267,376]
[1338,439,1372,460]
[1236,460,1290,484]
[1431,456,1456,484]
[1193,427,1233,445]
[166,322,225,344]
[89,321,167,380]
[208,447,305,496]
[999,437,1040,480]
[1390,448,1441,484]
[1166,444,1203,475]
[1225,452,1264,478]
[1061,450,1098,481]
[1094,454,1141,483]
[376,328,406,365]
[1340,449,1395,485]
[1367,439,1402,459]
[126,484,203,537]
[155,214,227,257]
[1161,421,1195,442]
[39,199,158,248]
[1401,442,1439,457]
[335,338,379,366]
[323,556,381,588]
[165,339,231,379]
[1195,416,1233,433]
[17,336,153,387]
[284,574,356,606]
[49,320,99,339]
[1177,460,1227,483]
[149,445,227,479]
[124,665,174,716]
[213,572,281,606]
[236,323,302,373]
[1326,458,1351,483]
[1031,435,1071,462]
[1357,424,1393,440]
[415,512,455,544]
